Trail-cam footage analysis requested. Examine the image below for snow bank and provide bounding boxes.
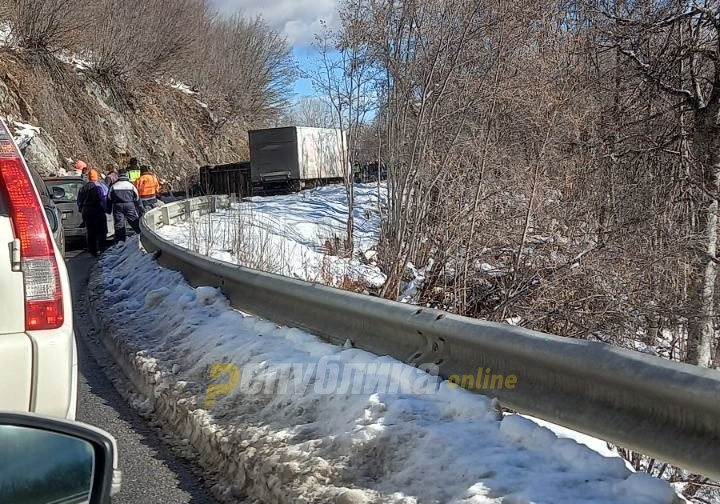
[158,184,387,289]
[90,237,679,504]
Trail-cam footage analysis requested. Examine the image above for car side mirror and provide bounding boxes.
[44,206,59,232]
[0,411,121,503]
[51,186,66,200]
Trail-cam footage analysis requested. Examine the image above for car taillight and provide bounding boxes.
[0,122,63,330]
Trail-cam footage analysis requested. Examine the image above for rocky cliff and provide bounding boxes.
[0,49,249,185]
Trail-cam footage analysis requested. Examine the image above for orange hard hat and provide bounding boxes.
[88,170,99,182]
[75,160,87,171]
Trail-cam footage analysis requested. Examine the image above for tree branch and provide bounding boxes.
[617,47,697,104]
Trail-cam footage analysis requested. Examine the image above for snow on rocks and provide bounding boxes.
[170,79,198,96]
[0,24,11,47]
[5,119,63,175]
[55,52,92,71]
[90,237,679,504]
[11,120,40,150]
[158,183,387,289]
[168,80,210,109]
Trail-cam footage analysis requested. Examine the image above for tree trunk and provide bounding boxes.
[688,164,718,367]
[688,112,719,368]
[346,180,354,257]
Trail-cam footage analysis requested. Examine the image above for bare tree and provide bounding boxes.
[348,0,508,297]
[294,97,336,128]
[308,13,380,257]
[596,0,719,367]
[1,0,86,52]
[85,0,207,82]
[187,14,295,134]
[334,0,715,377]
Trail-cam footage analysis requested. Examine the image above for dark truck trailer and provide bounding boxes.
[248,126,346,191]
[199,162,251,198]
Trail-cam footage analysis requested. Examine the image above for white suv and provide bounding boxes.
[0,120,77,420]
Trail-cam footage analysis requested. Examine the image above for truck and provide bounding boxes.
[199,161,251,198]
[248,126,347,191]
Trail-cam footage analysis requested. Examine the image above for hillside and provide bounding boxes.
[0,49,249,183]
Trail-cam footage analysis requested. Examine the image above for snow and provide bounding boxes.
[522,415,621,460]
[170,79,197,96]
[10,120,40,150]
[475,261,506,277]
[55,52,92,71]
[629,327,687,362]
[92,237,679,504]
[168,80,208,108]
[399,260,433,304]
[158,183,387,289]
[0,25,11,46]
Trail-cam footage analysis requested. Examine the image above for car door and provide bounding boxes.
[44,178,85,238]
[0,187,33,411]
[41,194,65,254]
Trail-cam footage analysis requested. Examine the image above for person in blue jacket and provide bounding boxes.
[106,169,142,243]
[77,170,108,256]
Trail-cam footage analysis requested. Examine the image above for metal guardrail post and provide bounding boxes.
[139,197,720,481]
[160,206,170,226]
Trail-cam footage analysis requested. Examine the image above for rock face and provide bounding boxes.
[23,128,60,174]
[0,50,249,184]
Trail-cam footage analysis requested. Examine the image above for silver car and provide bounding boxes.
[44,176,115,243]
[43,176,85,241]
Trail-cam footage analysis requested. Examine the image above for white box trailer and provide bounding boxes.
[249,126,347,189]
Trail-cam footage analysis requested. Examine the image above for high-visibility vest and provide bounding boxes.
[128,168,141,182]
[135,173,160,198]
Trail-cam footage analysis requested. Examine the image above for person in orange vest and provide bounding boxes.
[134,165,161,211]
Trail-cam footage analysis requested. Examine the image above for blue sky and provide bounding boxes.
[292,46,318,98]
[209,0,340,98]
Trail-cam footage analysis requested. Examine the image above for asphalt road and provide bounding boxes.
[67,248,219,504]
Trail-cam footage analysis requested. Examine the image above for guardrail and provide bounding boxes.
[141,196,720,481]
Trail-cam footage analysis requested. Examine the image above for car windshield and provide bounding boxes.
[45,180,83,202]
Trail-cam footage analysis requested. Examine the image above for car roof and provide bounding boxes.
[44,176,84,181]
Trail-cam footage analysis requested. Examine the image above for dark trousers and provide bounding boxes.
[141,197,158,211]
[82,209,107,256]
[100,211,108,240]
[113,203,141,243]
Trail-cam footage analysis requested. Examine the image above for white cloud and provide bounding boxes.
[210,0,340,47]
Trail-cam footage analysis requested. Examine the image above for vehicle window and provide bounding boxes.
[45,180,83,202]
[0,425,94,504]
